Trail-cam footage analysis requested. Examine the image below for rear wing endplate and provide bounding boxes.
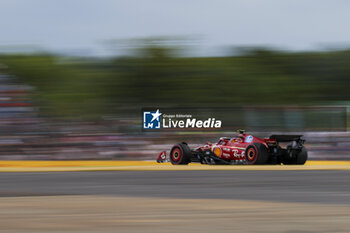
[269,135,303,142]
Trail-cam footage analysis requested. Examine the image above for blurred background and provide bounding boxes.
[0,0,350,161]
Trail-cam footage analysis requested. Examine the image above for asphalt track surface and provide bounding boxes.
[2,170,350,205]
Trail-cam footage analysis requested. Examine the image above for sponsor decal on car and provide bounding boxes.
[211,146,223,157]
[245,135,253,143]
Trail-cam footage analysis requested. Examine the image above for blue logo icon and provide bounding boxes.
[143,109,162,129]
[245,135,253,143]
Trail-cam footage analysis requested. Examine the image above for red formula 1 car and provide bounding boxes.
[157,130,308,165]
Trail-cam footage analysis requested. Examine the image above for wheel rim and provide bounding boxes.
[172,148,181,162]
[246,148,256,161]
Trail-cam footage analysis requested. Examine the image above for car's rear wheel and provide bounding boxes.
[245,143,269,165]
[283,146,308,165]
[170,143,192,165]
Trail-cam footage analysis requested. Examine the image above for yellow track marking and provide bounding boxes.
[0,160,350,172]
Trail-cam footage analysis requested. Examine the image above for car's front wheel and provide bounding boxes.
[245,143,269,165]
[170,143,192,165]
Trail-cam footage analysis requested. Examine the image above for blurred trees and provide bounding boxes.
[1,44,350,119]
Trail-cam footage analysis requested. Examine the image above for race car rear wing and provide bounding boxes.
[269,135,303,142]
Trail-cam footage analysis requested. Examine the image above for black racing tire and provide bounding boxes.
[284,146,308,165]
[245,143,269,165]
[170,143,192,165]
